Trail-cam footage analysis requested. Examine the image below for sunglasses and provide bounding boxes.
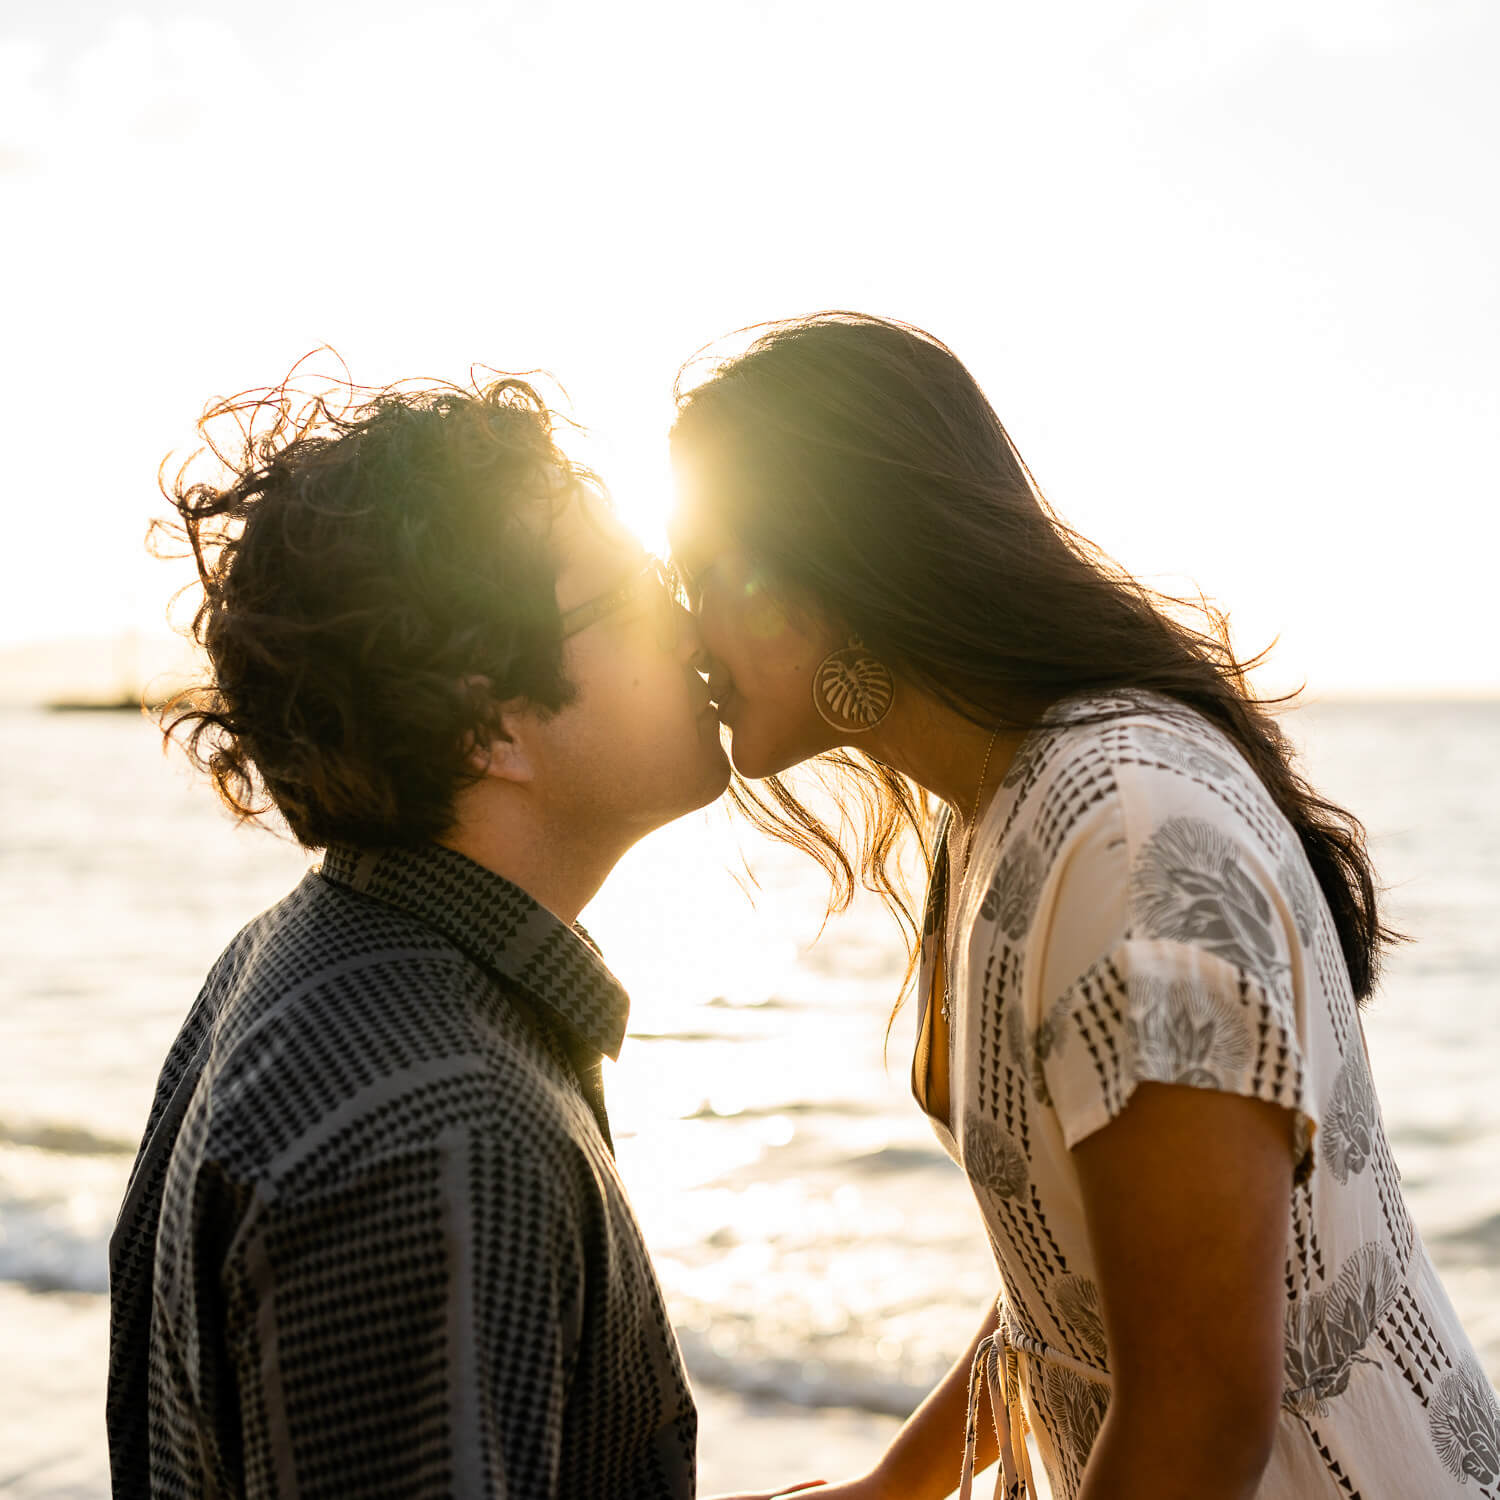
[558,556,688,645]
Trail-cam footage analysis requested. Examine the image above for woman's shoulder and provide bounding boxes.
[1027,687,1243,758]
[994,689,1292,866]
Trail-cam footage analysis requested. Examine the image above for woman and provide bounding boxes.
[671,314,1500,1500]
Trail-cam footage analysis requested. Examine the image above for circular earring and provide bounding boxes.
[813,634,895,733]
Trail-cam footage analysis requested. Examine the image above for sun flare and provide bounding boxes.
[582,425,679,559]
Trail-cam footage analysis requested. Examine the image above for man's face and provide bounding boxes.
[531,488,730,840]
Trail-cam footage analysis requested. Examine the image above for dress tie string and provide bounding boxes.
[958,1310,1036,1500]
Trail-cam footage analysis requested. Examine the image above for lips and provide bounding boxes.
[706,676,737,724]
[705,666,735,708]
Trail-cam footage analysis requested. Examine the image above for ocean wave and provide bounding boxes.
[677,1327,927,1418]
[0,1190,111,1295]
[684,1099,886,1122]
[0,1119,137,1157]
[704,995,796,1011]
[1434,1208,1500,1261]
[629,1030,744,1044]
[842,1144,951,1174]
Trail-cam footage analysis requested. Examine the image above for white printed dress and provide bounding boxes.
[912,691,1500,1500]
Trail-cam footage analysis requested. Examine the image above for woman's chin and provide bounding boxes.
[727,729,811,782]
[727,741,772,780]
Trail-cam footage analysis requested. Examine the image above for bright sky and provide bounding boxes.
[2,0,1495,696]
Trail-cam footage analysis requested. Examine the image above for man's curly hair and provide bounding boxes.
[153,367,592,850]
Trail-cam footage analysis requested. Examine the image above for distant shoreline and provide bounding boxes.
[0,633,1497,709]
[45,697,152,715]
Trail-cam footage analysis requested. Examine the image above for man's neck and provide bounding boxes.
[437,797,628,926]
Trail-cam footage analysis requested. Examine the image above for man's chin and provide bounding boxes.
[696,746,733,804]
[657,745,734,824]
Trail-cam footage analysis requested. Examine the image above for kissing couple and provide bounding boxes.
[109,314,1499,1499]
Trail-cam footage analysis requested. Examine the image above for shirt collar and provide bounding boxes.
[318,842,631,1062]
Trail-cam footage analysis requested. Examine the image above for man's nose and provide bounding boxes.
[674,600,711,670]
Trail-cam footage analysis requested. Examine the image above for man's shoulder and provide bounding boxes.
[211,866,494,1039]
[229,865,470,991]
[186,873,596,1191]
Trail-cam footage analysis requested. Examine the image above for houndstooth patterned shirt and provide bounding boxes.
[107,841,696,1499]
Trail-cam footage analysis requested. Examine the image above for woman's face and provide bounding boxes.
[668,513,845,780]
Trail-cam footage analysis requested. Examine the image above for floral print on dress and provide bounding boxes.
[1276,844,1322,946]
[1131,816,1287,985]
[1007,989,1069,1108]
[1048,692,1157,724]
[964,1115,1028,1201]
[1322,1044,1380,1185]
[1054,1273,1108,1362]
[1040,1362,1111,1473]
[1284,1242,1404,1416]
[1032,1009,1064,1107]
[981,836,1046,940]
[1429,1352,1500,1487]
[1123,975,1254,1090]
[1130,724,1238,784]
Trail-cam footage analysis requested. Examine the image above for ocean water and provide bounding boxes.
[1,700,1497,1493]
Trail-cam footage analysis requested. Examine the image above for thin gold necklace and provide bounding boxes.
[957,727,1001,862]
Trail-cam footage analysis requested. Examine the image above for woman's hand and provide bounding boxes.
[778,1479,894,1500]
[700,1482,837,1500]
[702,1478,886,1500]
[702,1293,1004,1500]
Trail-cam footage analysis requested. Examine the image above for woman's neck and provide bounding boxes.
[864,689,1026,839]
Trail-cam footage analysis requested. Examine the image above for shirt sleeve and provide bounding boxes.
[225,1129,587,1499]
[1025,788,1320,1183]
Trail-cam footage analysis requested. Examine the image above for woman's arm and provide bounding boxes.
[704,1298,1002,1500]
[866,1296,1002,1500]
[1071,1081,1296,1500]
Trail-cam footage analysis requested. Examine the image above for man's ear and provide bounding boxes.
[458,677,537,785]
[467,698,538,785]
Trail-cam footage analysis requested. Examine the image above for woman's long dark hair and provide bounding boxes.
[671,312,1401,1013]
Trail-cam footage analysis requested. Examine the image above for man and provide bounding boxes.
[107,375,729,1496]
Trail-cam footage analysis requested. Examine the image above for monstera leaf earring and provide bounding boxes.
[813,634,895,733]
